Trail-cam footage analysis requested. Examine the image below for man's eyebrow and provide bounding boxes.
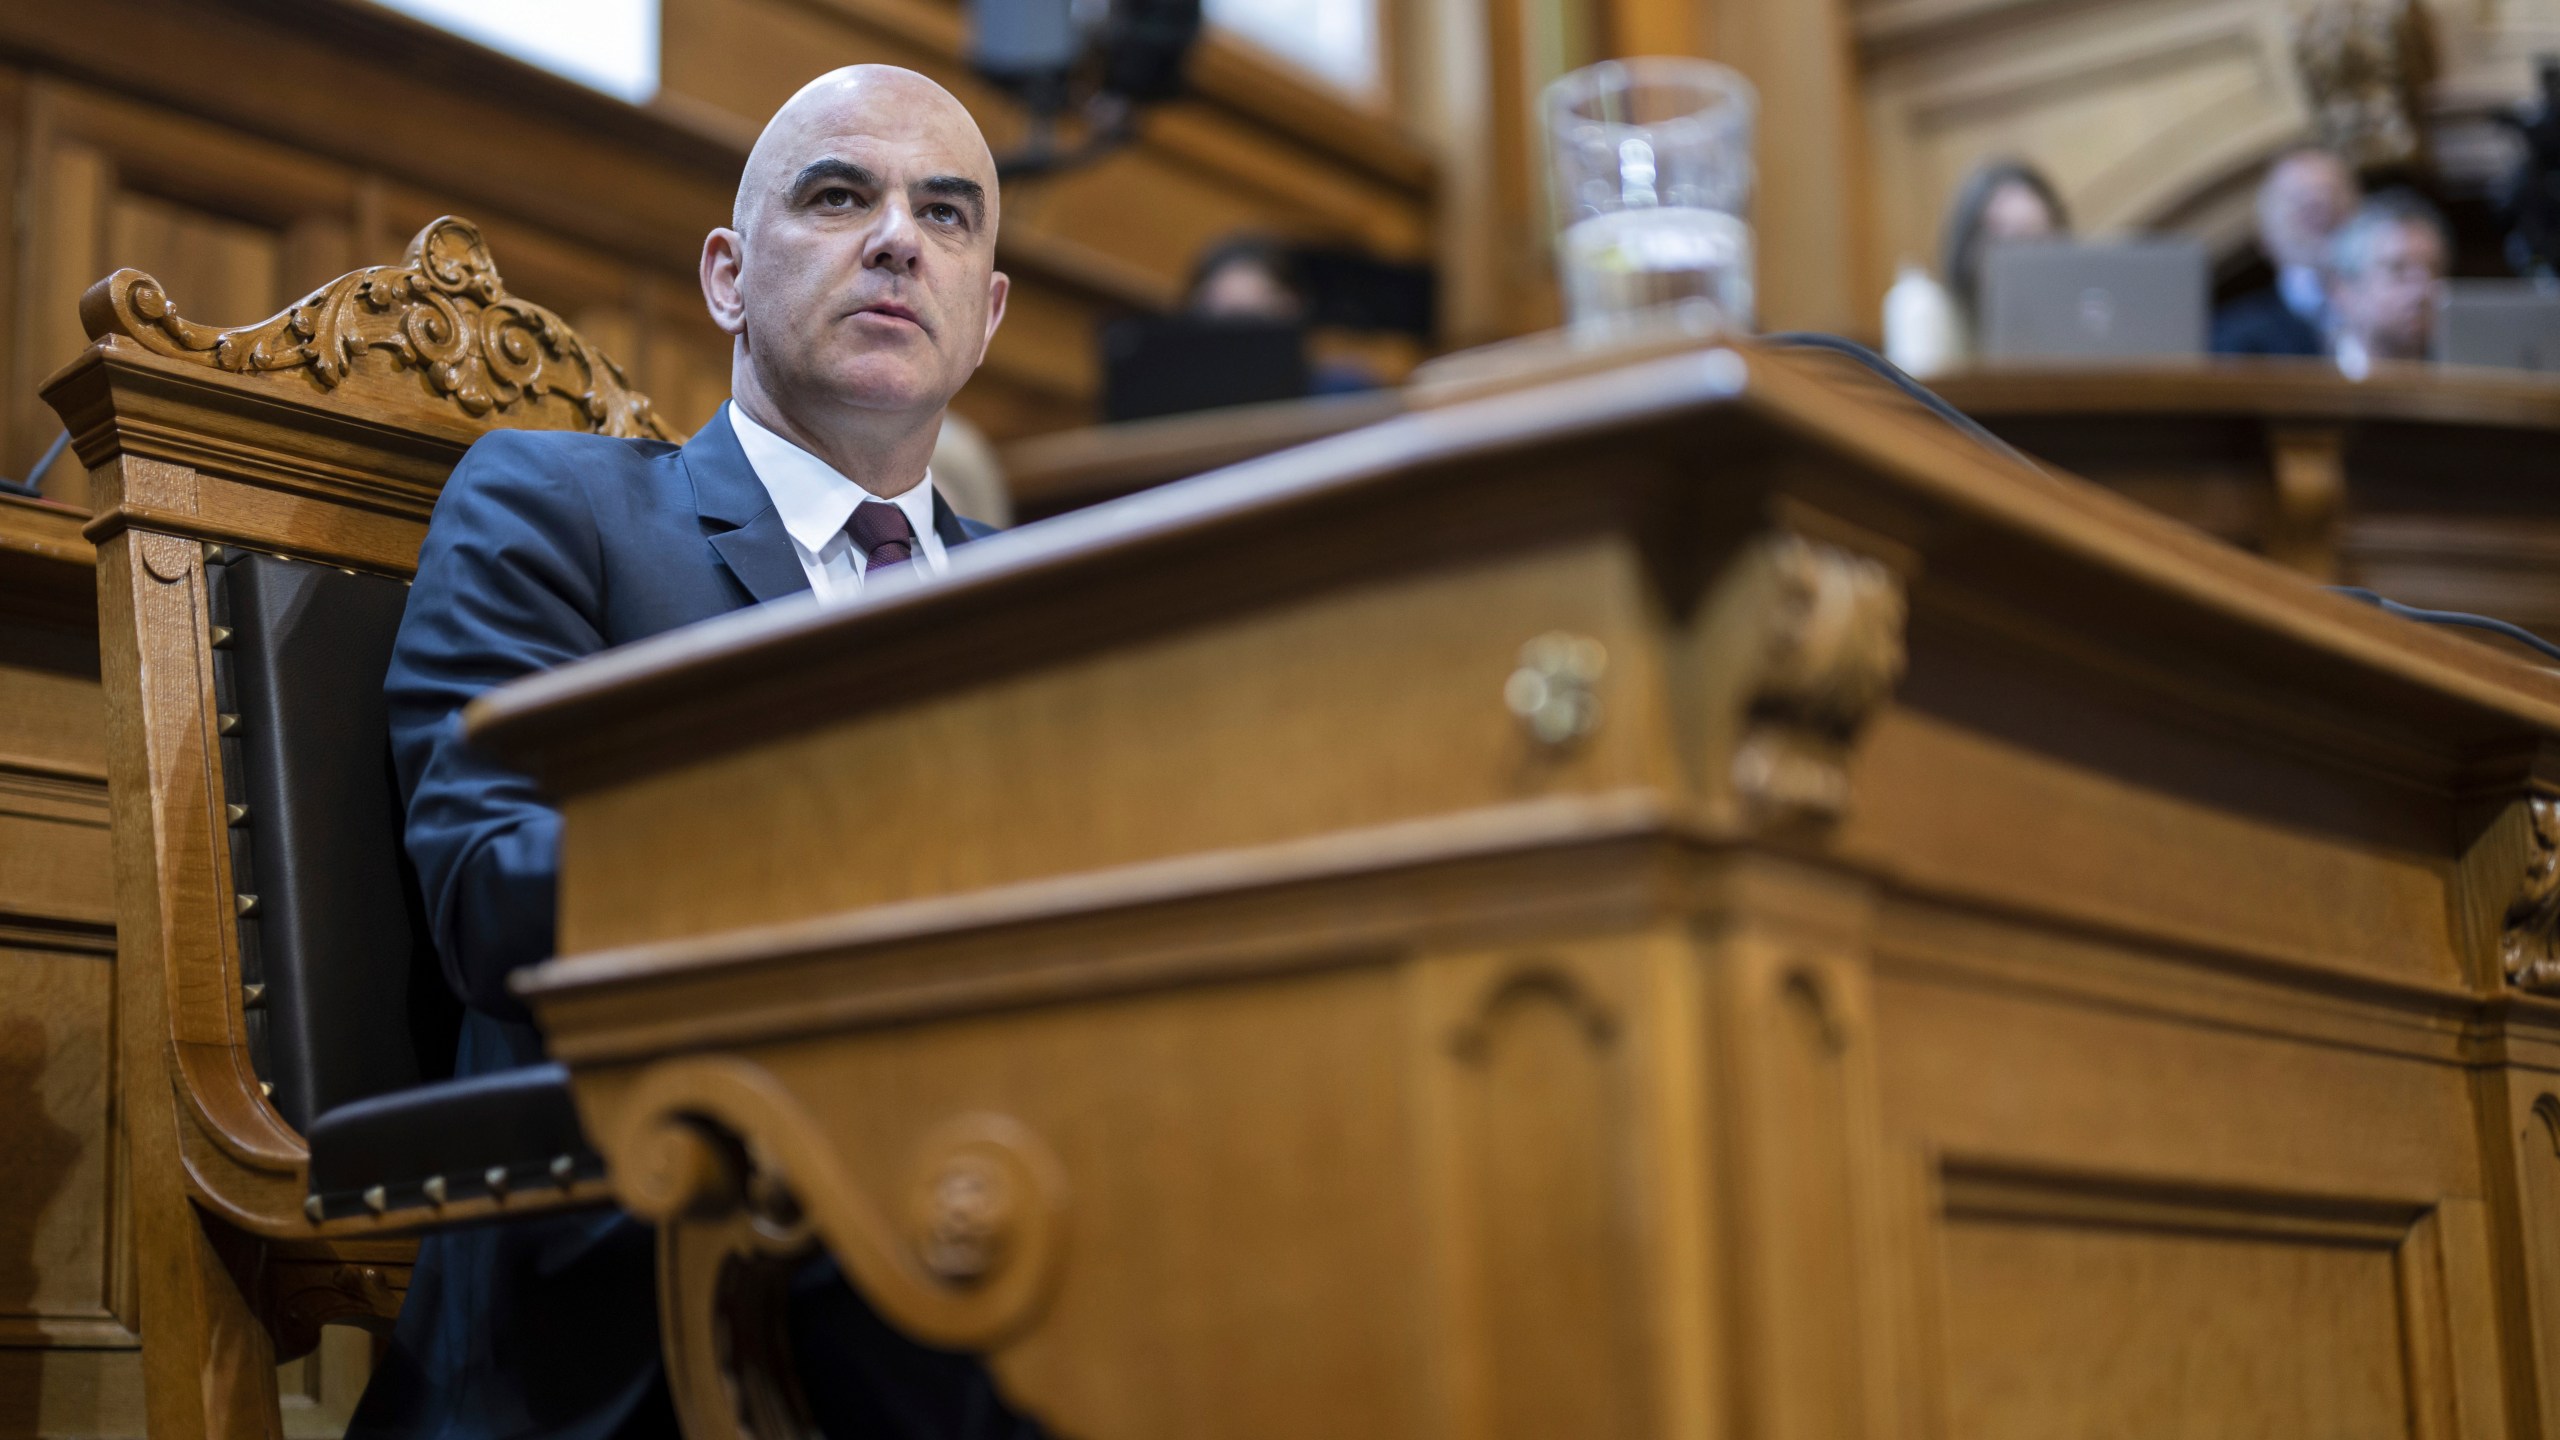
[789,158,880,197]
[918,175,988,226]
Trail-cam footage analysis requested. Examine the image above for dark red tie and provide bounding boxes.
[847,500,916,577]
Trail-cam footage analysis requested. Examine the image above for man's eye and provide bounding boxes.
[926,204,961,224]
[817,187,856,207]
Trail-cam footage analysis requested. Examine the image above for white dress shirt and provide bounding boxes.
[2278,263,2330,330]
[727,401,949,600]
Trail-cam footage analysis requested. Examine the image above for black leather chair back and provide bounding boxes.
[208,552,460,1134]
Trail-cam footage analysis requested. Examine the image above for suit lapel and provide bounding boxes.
[931,488,997,547]
[684,406,811,605]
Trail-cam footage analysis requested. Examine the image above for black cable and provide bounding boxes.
[0,430,69,499]
[1759,330,2560,665]
[2329,587,2560,664]
[1759,330,2048,475]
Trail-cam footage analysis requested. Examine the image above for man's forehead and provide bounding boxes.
[774,123,986,179]
[763,72,990,169]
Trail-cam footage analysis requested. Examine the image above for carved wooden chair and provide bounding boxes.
[39,217,676,1439]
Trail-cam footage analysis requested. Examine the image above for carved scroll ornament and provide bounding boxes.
[79,215,678,441]
[615,1056,1068,1440]
[1731,534,1907,826]
[2505,795,2560,992]
[2291,0,2433,169]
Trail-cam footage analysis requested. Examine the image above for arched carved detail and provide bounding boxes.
[2530,1094,2560,1159]
[1448,962,1621,1064]
[619,1056,1070,1352]
[2504,795,2560,992]
[78,215,678,441]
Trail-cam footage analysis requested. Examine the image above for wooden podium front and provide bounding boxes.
[478,345,2560,1440]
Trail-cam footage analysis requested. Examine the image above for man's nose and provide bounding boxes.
[866,197,923,275]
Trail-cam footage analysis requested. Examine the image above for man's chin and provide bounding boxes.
[814,359,949,415]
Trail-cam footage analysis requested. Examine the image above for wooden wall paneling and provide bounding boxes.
[0,495,140,1436]
[1701,0,1874,335]
[0,0,1433,444]
[14,111,109,506]
[0,0,739,276]
[1856,0,2309,292]
[1402,0,1503,346]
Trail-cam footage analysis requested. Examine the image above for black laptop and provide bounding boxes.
[1101,315,1311,422]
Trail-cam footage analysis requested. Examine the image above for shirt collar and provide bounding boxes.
[726,401,937,556]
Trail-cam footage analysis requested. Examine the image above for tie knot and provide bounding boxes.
[847,500,917,575]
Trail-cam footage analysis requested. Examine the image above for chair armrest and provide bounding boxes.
[304,1064,602,1221]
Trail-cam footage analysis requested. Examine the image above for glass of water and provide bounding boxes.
[1545,58,1757,335]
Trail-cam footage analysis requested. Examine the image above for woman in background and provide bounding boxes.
[1938,157,2072,347]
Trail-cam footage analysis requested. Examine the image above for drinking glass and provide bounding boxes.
[1545,58,1757,334]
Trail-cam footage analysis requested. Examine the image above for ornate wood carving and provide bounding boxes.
[2505,795,2560,992]
[617,1057,1070,1438]
[1731,534,1906,827]
[262,1255,407,1363]
[77,216,678,441]
[2292,0,2434,169]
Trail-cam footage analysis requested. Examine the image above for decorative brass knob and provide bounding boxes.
[1504,632,1607,747]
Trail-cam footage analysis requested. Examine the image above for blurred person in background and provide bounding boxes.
[1188,234,1308,322]
[1186,235,1376,393]
[2327,190,2449,378]
[2213,147,2362,356]
[1938,158,2072,350]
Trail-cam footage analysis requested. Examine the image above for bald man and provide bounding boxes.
[357,69,1041,1440]
[2213,147,2361,356]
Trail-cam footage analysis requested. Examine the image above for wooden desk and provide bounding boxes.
[1935,360,2560,637]
[998,391,1406,521]
[486,345,2560,1439]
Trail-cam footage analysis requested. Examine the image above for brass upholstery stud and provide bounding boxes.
[217,714,242,736]
[226,803,249,826]
[485,1165,510,1196]
[210,626,234,648]
[422,1175,448,1206]
[235,893,259,917]
[362,1185,388,1215]
[259,1080,274,1098]
[304,1195,324,1223]
[549,1154,577,1186]
[201,541,228,564]
[242,983,265,1008]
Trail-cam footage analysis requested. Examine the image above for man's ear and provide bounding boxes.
[702,228,748,337]
[975,270,1011,366]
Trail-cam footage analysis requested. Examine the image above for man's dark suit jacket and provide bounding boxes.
[350,408,1029,1440]
[2211,287,2327,357]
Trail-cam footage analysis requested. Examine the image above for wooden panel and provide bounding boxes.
[1421,946,1656,1440]
[761,963,1433,1439]
[1936,1171,2426,1440]
[557,539,1669,953]
[1847,649,2464,988]
[0,946,119,1342]
[0,1349,144,1440]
